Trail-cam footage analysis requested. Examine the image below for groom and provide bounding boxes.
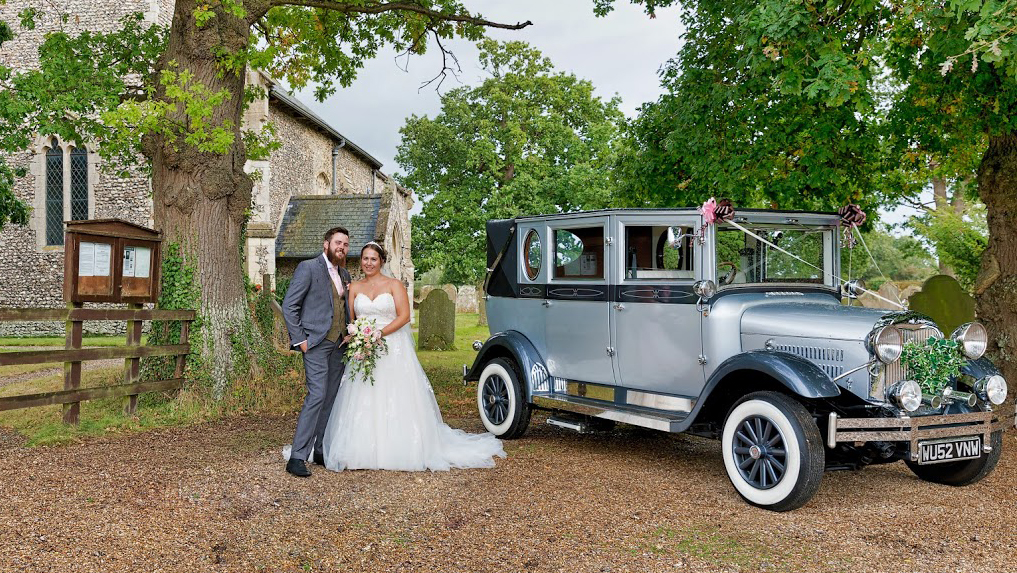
[282,226,352,477]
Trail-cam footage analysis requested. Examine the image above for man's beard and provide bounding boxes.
[326,249,345,267]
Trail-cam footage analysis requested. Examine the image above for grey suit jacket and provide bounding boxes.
[282,253,352,351]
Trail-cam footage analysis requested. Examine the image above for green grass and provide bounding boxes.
[0,364,207,446]
[0,313,490,447]
[413,313,490,419]
[0,335,148,347]
[641,525,780,570]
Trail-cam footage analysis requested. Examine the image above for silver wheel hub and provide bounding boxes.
[749,445,762,459]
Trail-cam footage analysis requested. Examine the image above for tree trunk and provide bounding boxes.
[975,134,1017,398]
[145,0,255,396]
[931,177,955,277]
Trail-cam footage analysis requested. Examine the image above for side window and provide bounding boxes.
[623,225,695,280]
[522,229,541,281]
[554,227,604,280]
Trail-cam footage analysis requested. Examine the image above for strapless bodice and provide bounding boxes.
[354,292,397,322]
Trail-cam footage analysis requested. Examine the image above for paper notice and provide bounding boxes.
[135,247,151,278]
[93,243,112,277]
[79,242,95,276]
[123,246,136,278]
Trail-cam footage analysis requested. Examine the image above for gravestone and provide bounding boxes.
[441,284,458,306]
[908,275,976,335]
[858,282,901,309]
[418,289,456,351]
[900,285,921,302]
[418,285,436,303]
[456,285,478,313]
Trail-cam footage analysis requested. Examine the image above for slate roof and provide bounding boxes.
[276,194,383,259]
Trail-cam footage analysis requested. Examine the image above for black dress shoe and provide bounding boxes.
[286,458,311,477]
[312,451,325,466]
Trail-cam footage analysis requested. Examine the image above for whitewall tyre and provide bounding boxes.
[477,358,532,439]
[721,391,825,511]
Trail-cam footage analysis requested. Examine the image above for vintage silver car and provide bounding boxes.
[463,208,1009,511]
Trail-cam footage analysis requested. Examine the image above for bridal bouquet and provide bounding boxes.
[344,318,388,385]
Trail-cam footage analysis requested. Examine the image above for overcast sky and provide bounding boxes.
[292,0,685,199]
[290,1,920,226]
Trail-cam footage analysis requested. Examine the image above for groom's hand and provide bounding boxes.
[299,341,307,353]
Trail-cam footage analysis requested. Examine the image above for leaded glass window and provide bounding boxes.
[45,141,64,246]
[70,147,88,221]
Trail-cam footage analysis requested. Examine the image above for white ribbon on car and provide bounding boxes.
[722,219,907,310]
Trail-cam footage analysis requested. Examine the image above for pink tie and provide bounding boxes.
[329,265,344,297]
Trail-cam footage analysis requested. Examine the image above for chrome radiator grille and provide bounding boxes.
[874,325,942,399]
[776,345,845,378]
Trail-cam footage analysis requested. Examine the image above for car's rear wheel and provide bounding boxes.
[721,391,825,511]
[477,358,532,439]
[904,430,1003,486]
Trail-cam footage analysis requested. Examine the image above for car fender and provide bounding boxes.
[705,350,842,399]
[465,331,550,398]
[960,356,1001,380]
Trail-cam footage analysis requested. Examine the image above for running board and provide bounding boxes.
[534,394,689,433]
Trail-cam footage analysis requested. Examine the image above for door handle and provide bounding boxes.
[613,303,625,311]
[542,300,552,307]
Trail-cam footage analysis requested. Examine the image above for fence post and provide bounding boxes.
[174,319,190,384]
[124,303,143,415]
[63,302,83,425]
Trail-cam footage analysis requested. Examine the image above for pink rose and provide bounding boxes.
[354,352,364,360]
[373,330,382,341]
[700,197,717,224]
[347,324,357,335]
[364,326,372,335]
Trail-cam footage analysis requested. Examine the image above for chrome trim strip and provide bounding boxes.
[827,412,838,449]
[626,390,694,412]
[532,395,686,432]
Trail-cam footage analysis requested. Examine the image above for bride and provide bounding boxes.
[318,241,506,471]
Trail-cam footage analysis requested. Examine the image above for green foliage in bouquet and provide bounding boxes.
[900,337,968,395]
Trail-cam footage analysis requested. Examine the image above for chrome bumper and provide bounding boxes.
[826,410,1006,462]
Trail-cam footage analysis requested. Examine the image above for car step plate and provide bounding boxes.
[917,435,982,465]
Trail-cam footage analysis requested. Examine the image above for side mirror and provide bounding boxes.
[842,279,865,299]
[694,280,717,300]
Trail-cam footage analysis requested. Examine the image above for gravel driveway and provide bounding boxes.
[0,414,1014,573]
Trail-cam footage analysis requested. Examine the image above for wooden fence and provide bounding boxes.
[0,306,195,424]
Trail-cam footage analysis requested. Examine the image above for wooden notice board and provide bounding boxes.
[64,219,163,304]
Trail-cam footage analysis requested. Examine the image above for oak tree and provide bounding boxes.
[0,1,530,394]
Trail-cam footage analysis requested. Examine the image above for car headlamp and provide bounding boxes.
[951,322,988,360]
[871,326,903,364]
[975,375,1008,406]
[889,380,922,412]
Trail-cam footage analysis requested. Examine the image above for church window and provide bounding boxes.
[70,147,89,221]
[45,139,64,246]
[41,138,92,247]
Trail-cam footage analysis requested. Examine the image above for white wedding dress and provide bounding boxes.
[318,292,506,471]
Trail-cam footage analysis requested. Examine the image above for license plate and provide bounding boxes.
[917,436,982,465]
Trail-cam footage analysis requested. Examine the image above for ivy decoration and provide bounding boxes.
[900,337,967,395]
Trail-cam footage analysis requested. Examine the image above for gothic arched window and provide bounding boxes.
[70,147,89,221]
[45,139,64,246]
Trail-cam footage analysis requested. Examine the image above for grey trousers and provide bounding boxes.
[291,338,345,461]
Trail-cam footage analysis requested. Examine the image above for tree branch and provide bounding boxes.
[417,30,462,92]
[260,0,532,31]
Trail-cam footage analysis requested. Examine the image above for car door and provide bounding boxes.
[543,216,614,386]
[611,213,705,399]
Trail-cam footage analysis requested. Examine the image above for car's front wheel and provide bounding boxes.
[904,430,1003,486]
[477,358,532,439]
[721,391,825,511]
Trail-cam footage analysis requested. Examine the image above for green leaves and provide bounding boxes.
[901,336,968,394]
[397,40,624,284]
